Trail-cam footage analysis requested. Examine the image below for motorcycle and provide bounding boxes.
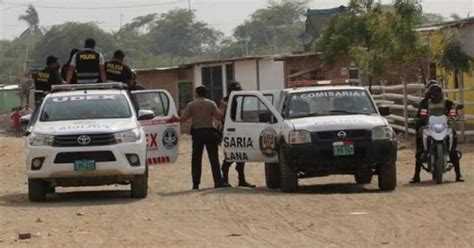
[420,105,464,184]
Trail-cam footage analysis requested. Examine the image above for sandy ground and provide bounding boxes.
[0,136,473,248]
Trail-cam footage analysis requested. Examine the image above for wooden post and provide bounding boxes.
[402,77,409,140]
[459,73,466,143]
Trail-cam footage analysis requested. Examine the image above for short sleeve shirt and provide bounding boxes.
[182,98,219,129]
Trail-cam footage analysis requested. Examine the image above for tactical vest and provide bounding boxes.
[75,50,101,84]
[34,68,52,91]
[105,61,125,83]
[428,99,447,116]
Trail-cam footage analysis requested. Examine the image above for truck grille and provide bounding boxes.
[54,151,116,164]
[53,133,116,147]
[313,129,371,141]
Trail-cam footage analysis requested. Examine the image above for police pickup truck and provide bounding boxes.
[222,86,397,192]
[26,83,180,201]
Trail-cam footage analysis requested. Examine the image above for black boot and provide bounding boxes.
[451,151,464,182]
[236,163,255,188]
[410,160,422,184]
[221,161,230,185]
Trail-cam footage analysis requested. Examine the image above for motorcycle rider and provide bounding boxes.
[410,81,464,183]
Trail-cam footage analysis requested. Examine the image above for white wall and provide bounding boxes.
[193,65,203,87]
[258,59,285,90]
[235,60,258,91]
[461,23,474,57]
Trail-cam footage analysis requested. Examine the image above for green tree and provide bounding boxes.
[232,1,307,56]
[18,5,42,37]
[33,22,117,67]
[147,9,223,57]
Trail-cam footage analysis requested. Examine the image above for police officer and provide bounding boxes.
[177,86,230,190]
[61,48,79,83]
[220,81,255,187]
[35,55,62,91]
[410,81,464,183]
[105,50,134,88]
[66,38,106,84]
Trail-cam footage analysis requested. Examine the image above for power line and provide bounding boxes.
[2,0,183,10]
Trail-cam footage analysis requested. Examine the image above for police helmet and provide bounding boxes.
[228,81,242,94]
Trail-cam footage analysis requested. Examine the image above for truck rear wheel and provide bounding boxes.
[28,179,47,202]
[131,166,148,198]
[378,162,397,191]
[265,163,280,189]
[279,149,298,193]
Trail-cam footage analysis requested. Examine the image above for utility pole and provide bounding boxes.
[187,0,191,11]
[119,13,124,30]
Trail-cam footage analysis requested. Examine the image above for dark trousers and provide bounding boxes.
[415,129,461,178]
[222,161,246,183]
[191,128,223,186]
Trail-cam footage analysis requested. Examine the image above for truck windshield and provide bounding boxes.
[39,94,132,121]
[287,89,377,118]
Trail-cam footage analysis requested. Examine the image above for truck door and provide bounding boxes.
[132,90,180,165]
[223,91,283,163]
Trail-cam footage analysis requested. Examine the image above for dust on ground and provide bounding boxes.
[0,136,473,247]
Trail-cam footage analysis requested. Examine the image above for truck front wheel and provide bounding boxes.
[131,166,148,198]
[28,179,47,202]
[378,162,397,191]
[279,148,298,193]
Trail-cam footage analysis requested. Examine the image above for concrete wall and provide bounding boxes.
[258,59,285,90]
[460,23,474,57]
[235,60,258,90]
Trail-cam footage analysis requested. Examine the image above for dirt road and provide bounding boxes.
[0,136,473,247]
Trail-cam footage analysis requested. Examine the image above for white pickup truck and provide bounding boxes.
[222,86,398,192]
[26,83,180,201]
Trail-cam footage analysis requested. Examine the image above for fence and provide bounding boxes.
[370,82,474,142]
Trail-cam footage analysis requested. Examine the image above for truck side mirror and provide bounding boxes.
[138,109,155,121]
[378,106,390,116]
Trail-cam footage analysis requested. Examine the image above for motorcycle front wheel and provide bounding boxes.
[433,143,445,184]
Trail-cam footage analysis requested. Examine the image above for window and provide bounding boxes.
[178,82,193,111]
[231,95,273,123]
[348,68,360,79]
[263,94,274,105]
[40,94,132,122]
[134,92,170,117]
[202,66,223,103]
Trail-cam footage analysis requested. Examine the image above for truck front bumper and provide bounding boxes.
[26,141,147,180]
[282,139,397,176]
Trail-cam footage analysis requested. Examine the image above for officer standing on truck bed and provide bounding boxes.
[219,81,255,187]
[34,56,63,107]
[105,50,134,89]
[61,48,79,84]
[66,38,106,84]
[177,86,230,190]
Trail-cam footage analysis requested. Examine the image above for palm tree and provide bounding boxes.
[18,5,41,37]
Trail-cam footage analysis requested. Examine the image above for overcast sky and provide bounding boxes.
[0,0,473,40]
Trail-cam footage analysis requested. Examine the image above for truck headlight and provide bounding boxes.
[28,133,54,146]
[288,130,311,144]
[372,126,394,140]
[115,129,140,143]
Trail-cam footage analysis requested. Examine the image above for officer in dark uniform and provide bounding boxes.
[34,56,63,105]
[105,50,134,88]
[61,48,79,83]
[410,82,464,183]
[219,81,255,187]
[66,38,106,84]
[35,56,62,91]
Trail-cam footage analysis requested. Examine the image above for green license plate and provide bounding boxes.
[333,141,355,156]
[74,160,96,171]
